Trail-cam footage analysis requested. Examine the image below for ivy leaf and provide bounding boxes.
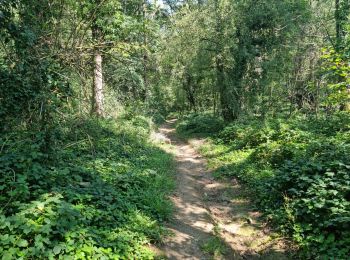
[53,245,62,255]
[17,239,28,247]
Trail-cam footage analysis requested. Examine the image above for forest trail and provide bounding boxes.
[156,119,290,260]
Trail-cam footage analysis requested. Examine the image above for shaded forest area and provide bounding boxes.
[0,0,349,259]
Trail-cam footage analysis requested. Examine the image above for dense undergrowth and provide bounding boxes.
[0,115,174,259]
[177,113,350,259]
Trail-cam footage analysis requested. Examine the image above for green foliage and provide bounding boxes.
[176,113,225,137]
[185,112,350,258]
[321,47,350,110]
[1,0,350,258]
[160,0,311,120]
[0,116,174,259]
[0,1,174,257]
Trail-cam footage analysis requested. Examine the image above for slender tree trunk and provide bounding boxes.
[183,73,197,112]
[335,0,341,49]
[335,0,350,49]
[334,0,349,111]
[315,80,320,118]
[214,0,234,121]
[213,90,216,116]
[216,58,234,121]
[91,8,104,117]
[142,0,148,101]
[93,50,104,117]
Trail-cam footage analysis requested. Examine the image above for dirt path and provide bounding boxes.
[156,119,290,260]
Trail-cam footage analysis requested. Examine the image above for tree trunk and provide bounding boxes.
[142,0,148,101]
[214,0,235,121]
[216,57,235,121]
[335,0,341,49]
[92,51,104,117]
[335,0,350,49]
[184,73,197,112]
[91,5,104,117]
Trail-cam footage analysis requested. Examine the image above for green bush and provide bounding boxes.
[0,116,174,259]
[195,113,350,258]
[176,113,224,136]
[217,121,274,147]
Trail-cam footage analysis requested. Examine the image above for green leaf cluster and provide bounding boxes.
[182,112,350,258]
[0,116,174,259]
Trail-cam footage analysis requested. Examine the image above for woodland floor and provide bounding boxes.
[155,119,292,260]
